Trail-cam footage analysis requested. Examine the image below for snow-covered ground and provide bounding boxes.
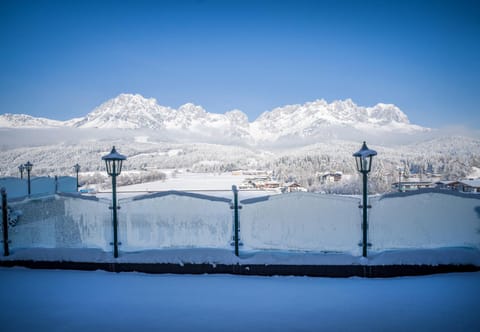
[110,171,277,199]
[3,247,480,266]
[0,268,479,332]
[117,171,248,192]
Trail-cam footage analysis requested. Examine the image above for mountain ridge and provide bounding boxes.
[0,93,429,144]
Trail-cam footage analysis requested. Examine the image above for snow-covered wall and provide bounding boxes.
[369,190,480,251]
[240,193,362,254]
[119,192,233,250]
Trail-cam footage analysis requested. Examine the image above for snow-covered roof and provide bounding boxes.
[322,172,343,176]
[459,179,480,188]
[393,180,433,185]
[284,182,303,187]
[435,180,458,185]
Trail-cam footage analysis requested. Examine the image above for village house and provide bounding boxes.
[434,179,480,193]
[232,169,270,177]
[391,181,435,192]
[435,180,460,190]
[320,172,342,184]
[283,182,307,193]
[239,175,271,190]
[263,180,281,189]
[457,179,480,193]
[238,175,306,193]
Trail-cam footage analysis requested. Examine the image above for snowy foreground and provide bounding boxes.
[0,268,479,332]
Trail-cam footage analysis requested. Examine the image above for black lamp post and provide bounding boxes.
[102,146,126,258]
[24,161,33,196]
[353,141,377,258]
[398,168,403,192]
[73,164,81,191]
[18,164,25,179]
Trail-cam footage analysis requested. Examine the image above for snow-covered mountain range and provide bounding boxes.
[1,94,478,193]
[0,113,66,128]
[0,93,428,144]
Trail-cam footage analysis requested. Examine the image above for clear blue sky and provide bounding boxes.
[1,0,479,128]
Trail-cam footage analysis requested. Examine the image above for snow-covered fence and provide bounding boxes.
[30,177,55,196]
[2,189,480,256]
[240,193,362,255]
[0,176,77,199]
[57,177,77,193]
[118,192,233,250]
[0,178,27,198]
[7,194,111,251]
[369,189,480,251]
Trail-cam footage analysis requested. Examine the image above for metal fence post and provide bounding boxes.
[232,185,240,257]
[111,171,119,258]
[362,172,368,257]
[1,188,9,256]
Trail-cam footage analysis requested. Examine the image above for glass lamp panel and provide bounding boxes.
[355,157,361,172]
[105,160,112,176]
[117,160,123,175]
[112,160,117,176]
[367,155,373,172]
[363,156,373,172]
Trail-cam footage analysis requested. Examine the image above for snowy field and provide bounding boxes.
[0,268,479,332]
[118,171,247,191]
[108,171,278,199]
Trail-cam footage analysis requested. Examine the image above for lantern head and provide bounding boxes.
[102,146,127,177]
[353,141,377,173]
[24,161,33,172]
